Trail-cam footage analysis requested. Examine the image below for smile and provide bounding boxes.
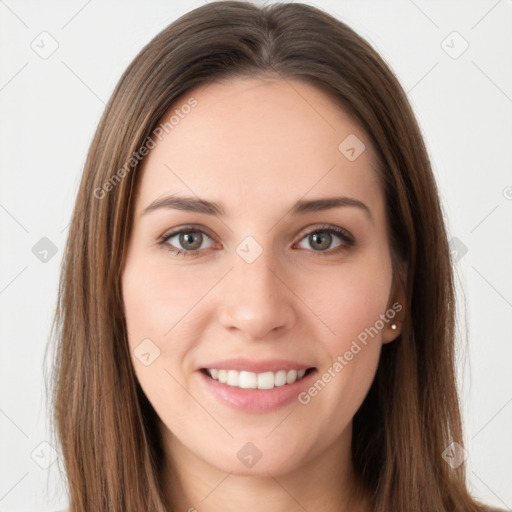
[204,368,313,389]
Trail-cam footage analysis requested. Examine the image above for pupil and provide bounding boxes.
[182,232,200,249]
[312,232,330,250]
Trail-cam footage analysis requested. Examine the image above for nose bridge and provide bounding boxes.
[231,237,283,305]
[218,237,295,338]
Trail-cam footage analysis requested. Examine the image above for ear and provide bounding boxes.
[382,265,407,344]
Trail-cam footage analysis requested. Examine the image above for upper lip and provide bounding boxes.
[199,357,315,373]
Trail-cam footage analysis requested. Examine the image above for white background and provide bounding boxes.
[0,1,511,511]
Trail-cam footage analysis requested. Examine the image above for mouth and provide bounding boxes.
[199,366,317,412]
[197,357,318,412]
[201,367,316,390]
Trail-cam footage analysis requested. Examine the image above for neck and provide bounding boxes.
[160,423,370,512]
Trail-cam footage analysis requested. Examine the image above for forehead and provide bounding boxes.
[135,77,384,220]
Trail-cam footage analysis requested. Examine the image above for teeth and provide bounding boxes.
[274,370,287,387]
[218,369,227,383]
[286,369,297,384]
[206,367,310,389]
[239,371,257,389]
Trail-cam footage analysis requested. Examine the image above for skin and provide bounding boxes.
[121,77,406,512]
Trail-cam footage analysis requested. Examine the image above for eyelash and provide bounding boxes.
[158,224,355,258]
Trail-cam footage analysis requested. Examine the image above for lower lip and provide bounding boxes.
[198,369,317,413]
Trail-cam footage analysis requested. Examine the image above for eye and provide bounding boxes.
[159,224,354,258]
[159,226,214,257]
[294,225,354,256]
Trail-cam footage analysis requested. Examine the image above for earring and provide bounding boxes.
[390,323,398,330]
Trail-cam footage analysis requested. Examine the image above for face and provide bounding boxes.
[121,77,405,477]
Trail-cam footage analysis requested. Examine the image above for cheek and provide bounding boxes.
[296,258,391,411]
[299,258,392,426]
[121,257,204,418]
[305,258,392,351]
[121,253,225,414]
[122,254,214,352]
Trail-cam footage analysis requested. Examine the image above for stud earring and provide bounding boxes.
[390,323,398,330]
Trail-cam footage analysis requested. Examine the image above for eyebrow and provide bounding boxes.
[142,194,373,223]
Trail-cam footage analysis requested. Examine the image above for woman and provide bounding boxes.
[46,1,505,511]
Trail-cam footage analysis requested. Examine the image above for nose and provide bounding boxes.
[217,246,296,341]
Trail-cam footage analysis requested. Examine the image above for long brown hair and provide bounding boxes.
[44,1,493,510]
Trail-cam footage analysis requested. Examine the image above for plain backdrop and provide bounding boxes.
[0,1,511,510]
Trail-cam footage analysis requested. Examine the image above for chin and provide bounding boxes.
[206,446,307,477]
